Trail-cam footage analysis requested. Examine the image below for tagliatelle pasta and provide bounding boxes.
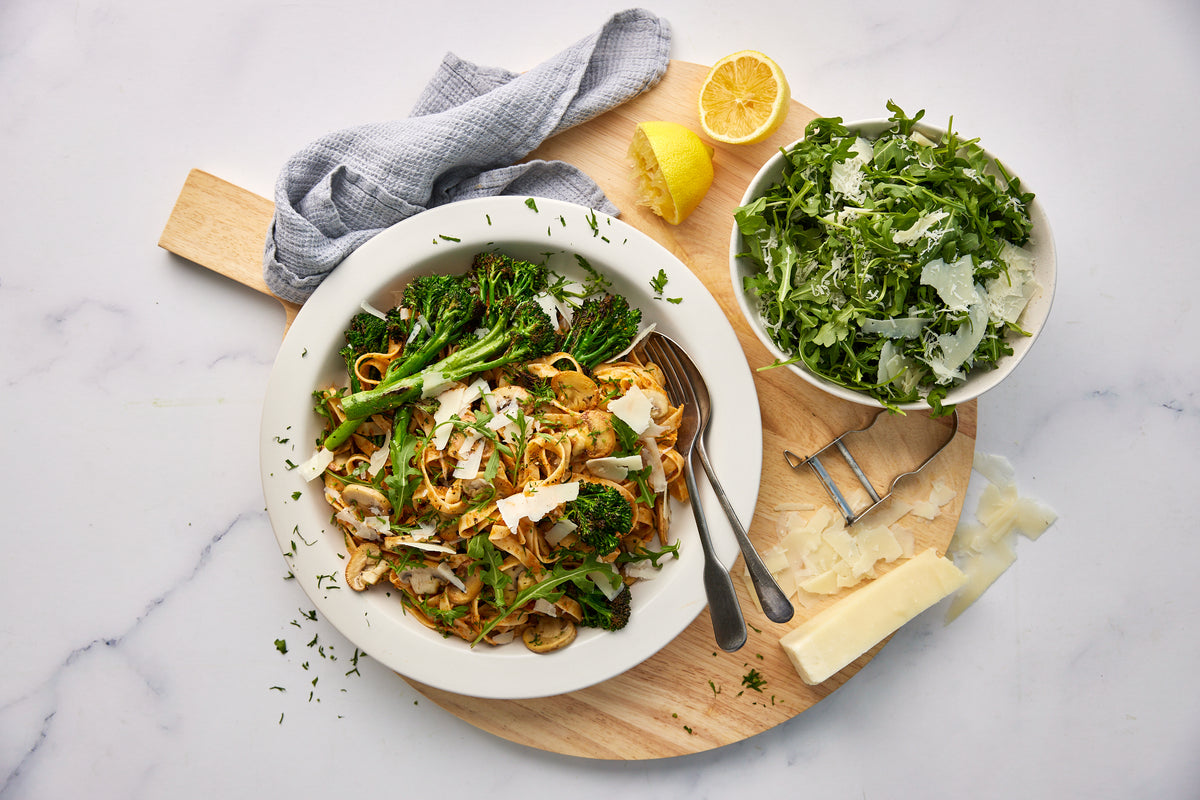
[306,253,687,653]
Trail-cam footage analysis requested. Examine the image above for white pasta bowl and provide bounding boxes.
[260,196,762,699]
[729,117,1057,411]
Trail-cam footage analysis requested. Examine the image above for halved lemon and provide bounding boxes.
[627,120,714,225]
[698,50,791,145]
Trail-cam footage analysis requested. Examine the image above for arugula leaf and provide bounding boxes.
[734,103,1036,414]
[383,407,422,512]
[470,553,620,645]
[466,533,510,608]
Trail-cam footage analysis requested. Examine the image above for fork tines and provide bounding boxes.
[642,334,692,407]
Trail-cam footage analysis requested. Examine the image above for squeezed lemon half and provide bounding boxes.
[627,120,714,225]
[698,50,790,145]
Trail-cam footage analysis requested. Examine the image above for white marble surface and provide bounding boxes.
[2,1,1197,797]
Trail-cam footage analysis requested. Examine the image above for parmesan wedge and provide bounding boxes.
[780,548,966,685]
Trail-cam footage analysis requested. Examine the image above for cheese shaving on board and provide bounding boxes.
[944,452,1057,621]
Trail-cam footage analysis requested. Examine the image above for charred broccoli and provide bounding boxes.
[569,582,632,632]
[557,293,642,371]
[337,310,391,393]
[562,481,633,556]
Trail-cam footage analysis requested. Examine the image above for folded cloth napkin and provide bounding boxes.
[263,8,672,304]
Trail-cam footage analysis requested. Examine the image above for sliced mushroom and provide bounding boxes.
[395,566,444,595]
[521,616,577,653]
[488,384,531,410]
[446,571,484,604]
[641,385,671,420]
[579,410,617,458]
[551,370,599,411]
[345,543,389,591]
[340,483,392,516]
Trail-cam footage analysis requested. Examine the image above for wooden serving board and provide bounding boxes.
[159,60,975,759]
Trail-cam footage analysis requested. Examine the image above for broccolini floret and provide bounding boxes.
[569,582,632,632]
[562,481,633,556]
[384,274,480,383]
[557,293,642,371]
[469,252,550,323]
[332,297,557,427]
[338,311,390,393]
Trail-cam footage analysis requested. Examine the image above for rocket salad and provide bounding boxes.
[734,102,1040,414]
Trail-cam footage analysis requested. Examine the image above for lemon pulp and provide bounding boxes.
[627,121,714,225]
[698,50,790,145]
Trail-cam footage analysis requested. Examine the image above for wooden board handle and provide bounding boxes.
[158,168,301,328]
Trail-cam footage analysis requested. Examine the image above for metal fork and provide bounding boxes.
[645,333,795,625]
[644,334,747,651]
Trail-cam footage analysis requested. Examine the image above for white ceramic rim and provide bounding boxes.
[729,118,1057,410]
[260,196,762,699]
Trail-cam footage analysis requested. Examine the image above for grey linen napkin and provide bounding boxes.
[263,8,672,304]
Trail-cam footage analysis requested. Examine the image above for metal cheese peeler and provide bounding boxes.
[783,408,960,525]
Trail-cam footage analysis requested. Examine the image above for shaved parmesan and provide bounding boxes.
[298,448,335,481]
[452,437,485,480]
[607,323,656,364]
[364,516,391,536]
[772,504,909,596]
[640,437,669,493]
[607,385,653,435]
[588,569,624,601]
[923,289,989,384]
[336,508,381,541]
[421,370,452,399]
[973,451,1016,486]
[920,255,978,312]
[532,598,559,617]
[928,479,957,507]
[360,300,387,320]
[944,450,1057,621]
[496,482,580,532]
[945,532,1017,623]
[909,500,940,520]
[544,518,577,547]
[533,292,560,327]
[367,428,392,477]
[893,209,949,244]
[431,385,468,450]
[861,316,930,339]
[409,522,437,541]
[623,559,662,582]
[876,340,922,394]
[830,137,873,201]
[487,397,520,431]
[435,561,467,592]
[986,241,1040,325]
[586,454,644,482]
[388,537,456,554]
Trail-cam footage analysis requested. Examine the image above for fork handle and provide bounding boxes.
[683,463,747,652]
[696,441,795,624]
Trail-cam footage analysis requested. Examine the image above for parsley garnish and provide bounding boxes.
[741,668,767,693]
[649,268,682,304]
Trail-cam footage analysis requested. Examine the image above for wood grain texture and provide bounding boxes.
[158,169,301,328]
[156,60,975,759]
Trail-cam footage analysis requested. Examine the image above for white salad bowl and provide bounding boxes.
[260,196,762,699]
[729,118,1057,411]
